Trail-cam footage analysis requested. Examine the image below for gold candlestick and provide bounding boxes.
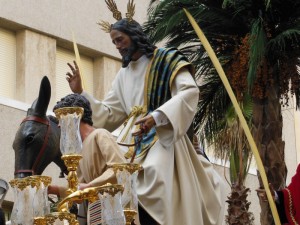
[61,154,82,195]
[54,107,84,196]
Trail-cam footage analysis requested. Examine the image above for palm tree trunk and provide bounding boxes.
[226,183,254,225]
[252,81,287,225]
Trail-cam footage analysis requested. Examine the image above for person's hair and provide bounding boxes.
[111,19,156,58]
[53,94,93,126]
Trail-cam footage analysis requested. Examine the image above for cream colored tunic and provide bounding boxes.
[77,128,126,186]
[82,55,225,225]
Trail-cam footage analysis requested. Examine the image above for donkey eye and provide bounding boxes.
[25,134,34,144]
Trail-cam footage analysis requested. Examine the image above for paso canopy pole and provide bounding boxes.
[183,8,281,225]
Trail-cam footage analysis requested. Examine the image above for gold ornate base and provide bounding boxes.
[124,209,137,225]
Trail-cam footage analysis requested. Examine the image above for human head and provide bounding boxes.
[53,94,93,126]
[110,19,156,67]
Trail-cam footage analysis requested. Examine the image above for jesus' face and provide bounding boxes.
[110,29,140,67]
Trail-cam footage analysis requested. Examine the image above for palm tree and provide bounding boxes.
[203,94,254,225]
[144,1,300,225]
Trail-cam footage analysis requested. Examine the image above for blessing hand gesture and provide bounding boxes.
[66,61,83,94]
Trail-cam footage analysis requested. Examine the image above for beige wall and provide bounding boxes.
[0,0,149,59]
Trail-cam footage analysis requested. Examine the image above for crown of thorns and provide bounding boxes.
[97,0,135,33]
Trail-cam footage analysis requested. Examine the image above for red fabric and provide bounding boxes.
[283,164,300,225]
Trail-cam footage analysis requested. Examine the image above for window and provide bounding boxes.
[0,28,16,99]
[56,47,94,101]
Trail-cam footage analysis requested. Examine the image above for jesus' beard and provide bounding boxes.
[122,43,138,68]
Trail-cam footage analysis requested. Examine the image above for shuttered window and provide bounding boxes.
[0,28,16,99]
[56,47,94,101]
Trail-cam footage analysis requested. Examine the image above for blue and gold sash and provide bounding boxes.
[124,48,193,159]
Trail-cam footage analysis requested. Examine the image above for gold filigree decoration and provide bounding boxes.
[108,163,143,174]
[45,212,78,225]
[126,0,135,22]
[54,107,84,119]
[97,20,112,33]
[33,217,47,225]
[9,176,52,191]
[105,0,122,20]
[9,178,32,191]
[98,0,136,33]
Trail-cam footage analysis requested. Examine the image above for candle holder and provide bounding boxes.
[97,184,126,225]
[30,176,52,216]
[108,163,143,214]
[9,176,52,225]
[56,183,124,225]
[54,107,84,196]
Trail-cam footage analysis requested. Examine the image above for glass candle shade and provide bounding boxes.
[30,176,52,216]
[108,163,142,212]
[9,176,51,225]
[97,184,125,225]
[54,107,83,155]
[10,178,33,225]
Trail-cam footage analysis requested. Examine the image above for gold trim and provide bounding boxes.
[286,189,299,225]
[108,163,143,174]
[123,208,137,225]
[169,62,191,89]
[44,212,78,225]
[33,217,47,225]
[54,107,84,119]
[30,175,52,187]
[9,178,28,191]
[144,49,157,109]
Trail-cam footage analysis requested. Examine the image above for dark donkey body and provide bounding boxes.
[13,76,67,178]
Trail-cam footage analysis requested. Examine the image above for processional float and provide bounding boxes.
[10,107,142,225]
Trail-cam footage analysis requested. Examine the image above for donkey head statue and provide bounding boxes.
[13,76,67,178]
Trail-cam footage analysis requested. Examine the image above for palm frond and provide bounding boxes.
[248,17,267,89]
[267,29,300,53]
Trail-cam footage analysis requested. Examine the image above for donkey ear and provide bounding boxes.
[33,76,51,117]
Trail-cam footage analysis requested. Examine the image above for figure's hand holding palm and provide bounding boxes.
[256,183,276,202]
[133,115,156,137]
